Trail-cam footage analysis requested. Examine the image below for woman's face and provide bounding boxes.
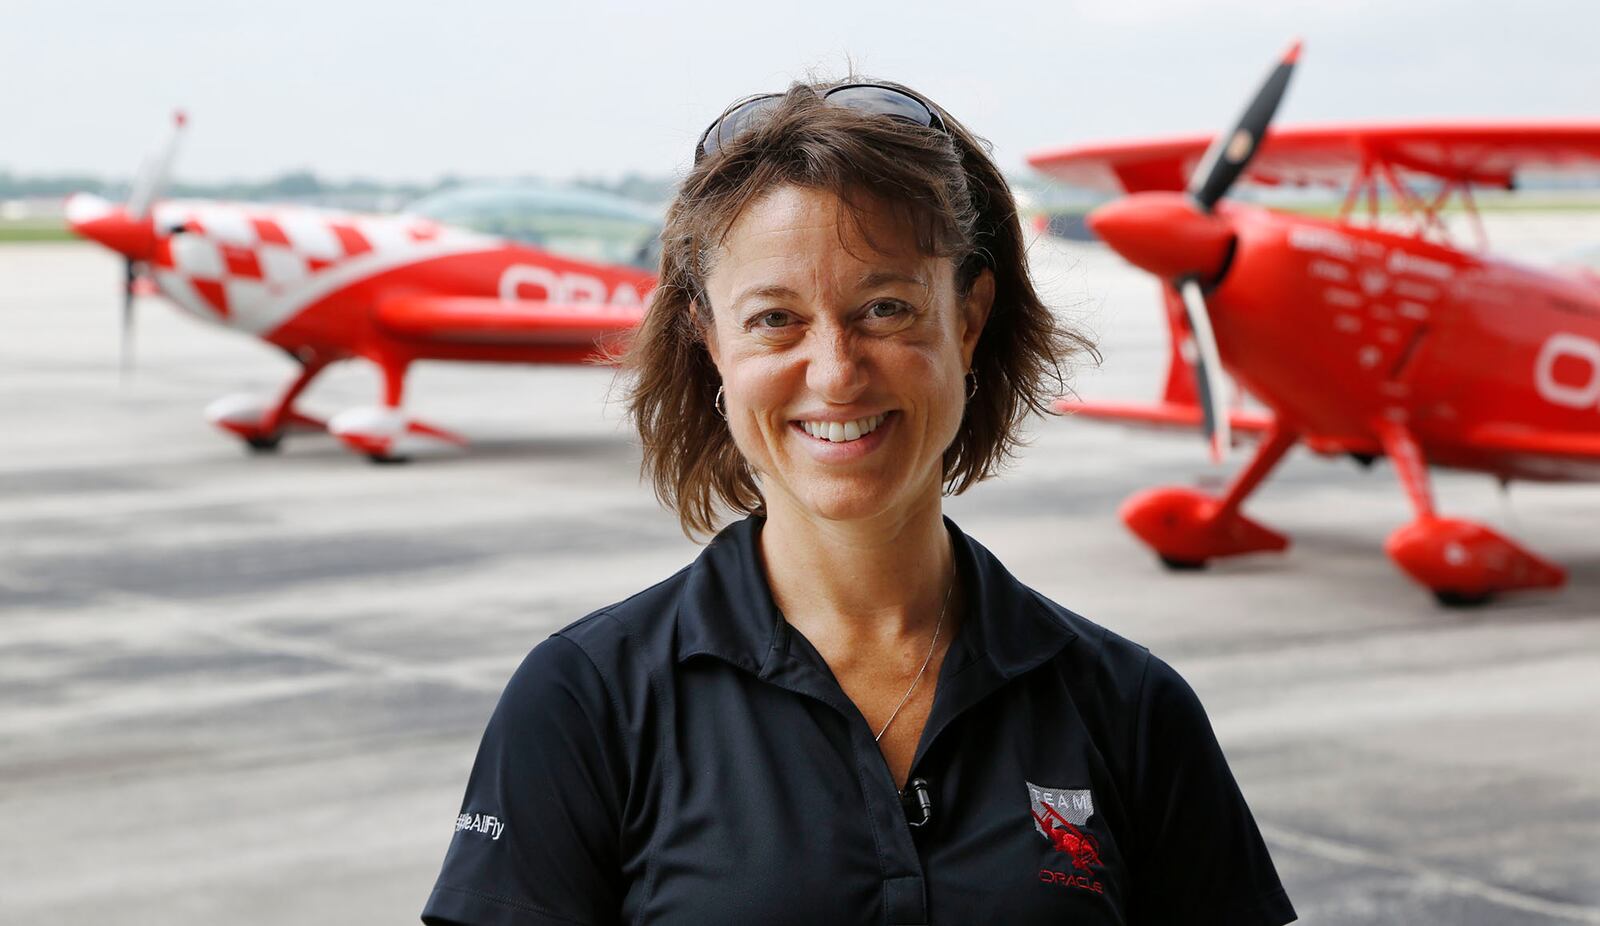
[701,185,993,528]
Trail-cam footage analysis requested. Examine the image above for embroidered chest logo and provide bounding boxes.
[1027,781,1106,895]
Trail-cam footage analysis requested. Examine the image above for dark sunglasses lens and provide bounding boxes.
[697,86,941,163]
[823,85,936,128]
[700,95,781,161]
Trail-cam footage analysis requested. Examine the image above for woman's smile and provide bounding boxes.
[790,410,897,459]
[795,411,889,443]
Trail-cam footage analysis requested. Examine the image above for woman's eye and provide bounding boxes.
[747,310,793,330]
[867,300,909,320]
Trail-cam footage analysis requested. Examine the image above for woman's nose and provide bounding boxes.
[805,329,868,402]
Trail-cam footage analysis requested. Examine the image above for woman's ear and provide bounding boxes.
[959,268,995,368]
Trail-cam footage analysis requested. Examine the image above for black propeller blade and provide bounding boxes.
[1189,40,1301,212]
[121,258,138,379]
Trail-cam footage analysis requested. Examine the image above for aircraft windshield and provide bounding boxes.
[406,184,663,271]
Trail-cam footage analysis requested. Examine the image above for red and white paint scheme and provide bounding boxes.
[67,117,656,462]
[1030,42,1600,605]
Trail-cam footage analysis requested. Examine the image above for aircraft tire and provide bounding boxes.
[245,435,283,453]
[367,452,411,466]
[1433,590,1492,609]
[1158,555,1209,572]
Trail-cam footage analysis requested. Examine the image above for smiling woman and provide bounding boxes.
[633,83,1074,536]
[422,79,1297,926]
[698,184,992,533]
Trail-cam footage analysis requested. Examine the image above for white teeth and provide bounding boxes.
[800,413,887,443]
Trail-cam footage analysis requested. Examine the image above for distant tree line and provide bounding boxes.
[4,166,1594,209]
[0,169,682,208]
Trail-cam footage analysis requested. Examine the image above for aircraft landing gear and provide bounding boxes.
[326,353,465,463]
[1373,418,1565,605]
[1386,516,1564,607]
[207,356,331,453]
[1121,424,1298,569]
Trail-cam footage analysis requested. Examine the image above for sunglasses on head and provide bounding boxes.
[695,83,948,164]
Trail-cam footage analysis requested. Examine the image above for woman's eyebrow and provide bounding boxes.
[857,269,927,290]
[730,270,926,311]
[731,283,801,311]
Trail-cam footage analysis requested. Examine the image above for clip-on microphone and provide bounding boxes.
[903,778,933,828]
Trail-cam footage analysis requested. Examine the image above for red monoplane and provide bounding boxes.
[1029,42,1600,605]
[68,115,656,462]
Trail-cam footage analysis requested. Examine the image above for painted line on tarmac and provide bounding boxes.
[1262,823,1600,923]
[0,622,513,738]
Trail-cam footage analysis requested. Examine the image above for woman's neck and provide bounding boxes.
[758,491,955,654]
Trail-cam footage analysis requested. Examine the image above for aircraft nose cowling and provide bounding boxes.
[1088,192,1234,283]
[65,193,158,261]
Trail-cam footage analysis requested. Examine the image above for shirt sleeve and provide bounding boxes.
[1128,654,1297,926]
[422,635,625,926]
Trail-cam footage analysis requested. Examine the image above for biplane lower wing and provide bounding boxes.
[1053,398,1275,437]
[1468,423,1600,462]
[376,295,644,345]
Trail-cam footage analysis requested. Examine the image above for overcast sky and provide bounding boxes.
[4,0,1596,185]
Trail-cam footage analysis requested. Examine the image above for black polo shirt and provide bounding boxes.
[423,516,1295,926]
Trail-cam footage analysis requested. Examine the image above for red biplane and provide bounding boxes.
[1029,42,1600,605]
[67,115,655,462]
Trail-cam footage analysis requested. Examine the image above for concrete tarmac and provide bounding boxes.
[2,230,1597,924]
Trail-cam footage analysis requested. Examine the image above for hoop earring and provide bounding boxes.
[965,370,979,401]
[714,385,728,420]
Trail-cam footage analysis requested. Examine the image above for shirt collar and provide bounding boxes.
[674,514,1077,680]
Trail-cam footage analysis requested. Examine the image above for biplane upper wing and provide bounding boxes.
[375,295,644,345]
[1027,121,1600,193]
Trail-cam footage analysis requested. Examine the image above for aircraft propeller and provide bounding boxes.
[1176,41,1300,459]
[119,110,187,376]
[1088,41,1300,461]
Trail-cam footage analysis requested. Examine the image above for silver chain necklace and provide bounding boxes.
[874,564,956,743]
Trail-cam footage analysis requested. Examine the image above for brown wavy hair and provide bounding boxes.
[623,78,1095,537]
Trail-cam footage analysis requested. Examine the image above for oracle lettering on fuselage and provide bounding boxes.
[1535,332,1600,411]
[498,265,644,307]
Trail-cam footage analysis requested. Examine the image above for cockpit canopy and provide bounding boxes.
[405,183,664,272]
